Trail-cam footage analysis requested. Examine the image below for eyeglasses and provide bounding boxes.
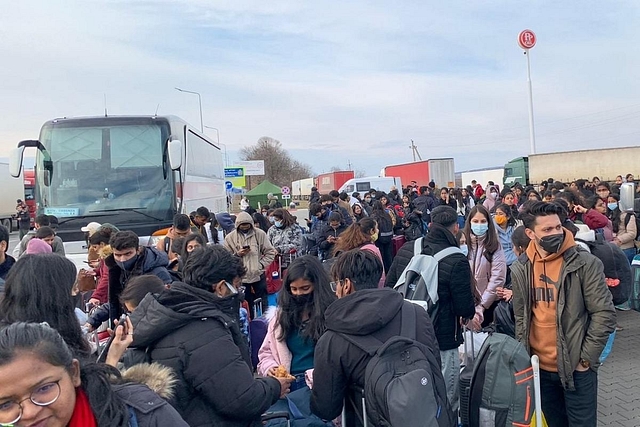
[0,381,61,425]
[329,280,342,292]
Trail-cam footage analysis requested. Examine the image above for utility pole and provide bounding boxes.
[347,159,353,170]
[410,140,422,161]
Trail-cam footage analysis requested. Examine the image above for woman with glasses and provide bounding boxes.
[257,256,335,392]
[0,322,187,426]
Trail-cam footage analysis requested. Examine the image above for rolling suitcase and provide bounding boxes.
[459,325,475,427]
[392,235,406,257]
[249,299,268,369]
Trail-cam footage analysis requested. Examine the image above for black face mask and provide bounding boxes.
[538,233,564,254]
[291,292,314,306]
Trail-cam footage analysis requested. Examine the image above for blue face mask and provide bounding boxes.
[274,220,283,228]
[471,223,489,236]
[460,244,469,257]
[607,203,618,211]
[268,216,275,224]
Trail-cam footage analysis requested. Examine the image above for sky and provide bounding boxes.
[2,1,640,178]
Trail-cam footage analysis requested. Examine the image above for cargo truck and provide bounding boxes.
[291,177,314,200]
[503,146,640,187]
[316,171,354,194]
[381,159,455,188]
[458,167,504,190]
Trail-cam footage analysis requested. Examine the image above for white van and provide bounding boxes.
[338,176,402,195]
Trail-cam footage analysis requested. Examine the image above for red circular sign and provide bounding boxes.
[518,29,536,50]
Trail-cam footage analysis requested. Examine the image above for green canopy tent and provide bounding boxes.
[245,180,283,209]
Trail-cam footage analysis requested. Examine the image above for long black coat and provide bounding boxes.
[385,224,476,351]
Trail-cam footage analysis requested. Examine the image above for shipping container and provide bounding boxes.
[504,146,640,186]
[382,159,455,188]
[316,171,355,194]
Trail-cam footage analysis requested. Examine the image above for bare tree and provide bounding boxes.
[240,137,314,188]
[355,169,367,178]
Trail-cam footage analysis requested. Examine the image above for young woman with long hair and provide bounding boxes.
[267,208,304,259]
[257,256,335,391]
[333,217,386,287]
[0,322,187,426]
[463,205,507,330]
[607,193,637,263]
[370,200,394,273]
[0,254,91,357]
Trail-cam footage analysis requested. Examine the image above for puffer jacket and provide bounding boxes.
[317,223,348,255]
[617,211,637,250]
[267,224,303,255]
[128,282,281,427]
[114,363,188,426]
[468,233,507,317]
[511,234,616,391]
[496,224,517,266]
[385,224,476,350]
[224,212,277,283]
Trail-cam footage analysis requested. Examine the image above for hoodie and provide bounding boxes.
[128,282,280,427]
[525,229,576,372]
[310,289,445,424]
[224,212,276,283]
[0,255,15,280]
[482,186,499,212]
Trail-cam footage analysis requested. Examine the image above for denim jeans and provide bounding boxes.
[539,369,598,427]
[440,348,460,412]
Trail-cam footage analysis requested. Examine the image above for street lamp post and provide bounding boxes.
[204,125,228,166]
[174,87,203,132]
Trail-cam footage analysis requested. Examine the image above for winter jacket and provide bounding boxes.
[113,363,189,426]
[257,308,314,388]
[496,225,517,266]
[310,289,444,425]
[473,184,485,200]
[439,197,457,210]
[310,190,321,204]
[0,256,15,280]
[511,231,616,391]
[412,193,437,222]
[128,282,281,427]
[91,258,110,304]
[105,246,172,322]
[224,212,277,283]
[617,211,637,250]
[326,202,353,227]
[468,233,506,317]
[267,224,304,255]
[385,224,476,350]
[338,199,355,222]
[482,186,499,212]
[317,223,348,255]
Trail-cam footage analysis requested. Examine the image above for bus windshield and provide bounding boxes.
[35,121,173,222]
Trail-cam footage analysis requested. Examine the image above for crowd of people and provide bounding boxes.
[0,172,634,426]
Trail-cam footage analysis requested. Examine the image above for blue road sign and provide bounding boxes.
[225,181,233,190]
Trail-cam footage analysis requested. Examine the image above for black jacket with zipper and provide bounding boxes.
[127,282,280,427]
[310,289,445,425]
[385,223,476,350]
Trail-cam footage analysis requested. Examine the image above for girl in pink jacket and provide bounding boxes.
[257,255,336,391]
[463,205,507,331]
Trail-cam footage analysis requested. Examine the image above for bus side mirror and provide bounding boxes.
[168,139,183,171]
[9,147,25,178]
[619,182,635,212]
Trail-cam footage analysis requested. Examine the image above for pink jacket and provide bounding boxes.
[468,234,506,319]
[257,309,314,388]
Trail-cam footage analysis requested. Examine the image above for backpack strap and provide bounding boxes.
[413,237,424,256]
[400,302,417,340]
[432,246,463,261]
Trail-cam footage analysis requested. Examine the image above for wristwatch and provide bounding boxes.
[580,358,590,369]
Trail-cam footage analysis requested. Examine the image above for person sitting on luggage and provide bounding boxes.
[311,249,450,427]
[257,255,335,391]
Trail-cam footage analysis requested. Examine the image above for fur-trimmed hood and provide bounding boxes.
[119,362,178,400]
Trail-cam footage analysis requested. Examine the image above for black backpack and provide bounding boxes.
[339,303,454,427]
[581,235,632,305]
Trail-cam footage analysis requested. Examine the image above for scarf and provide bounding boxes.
[68,388,97,427]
